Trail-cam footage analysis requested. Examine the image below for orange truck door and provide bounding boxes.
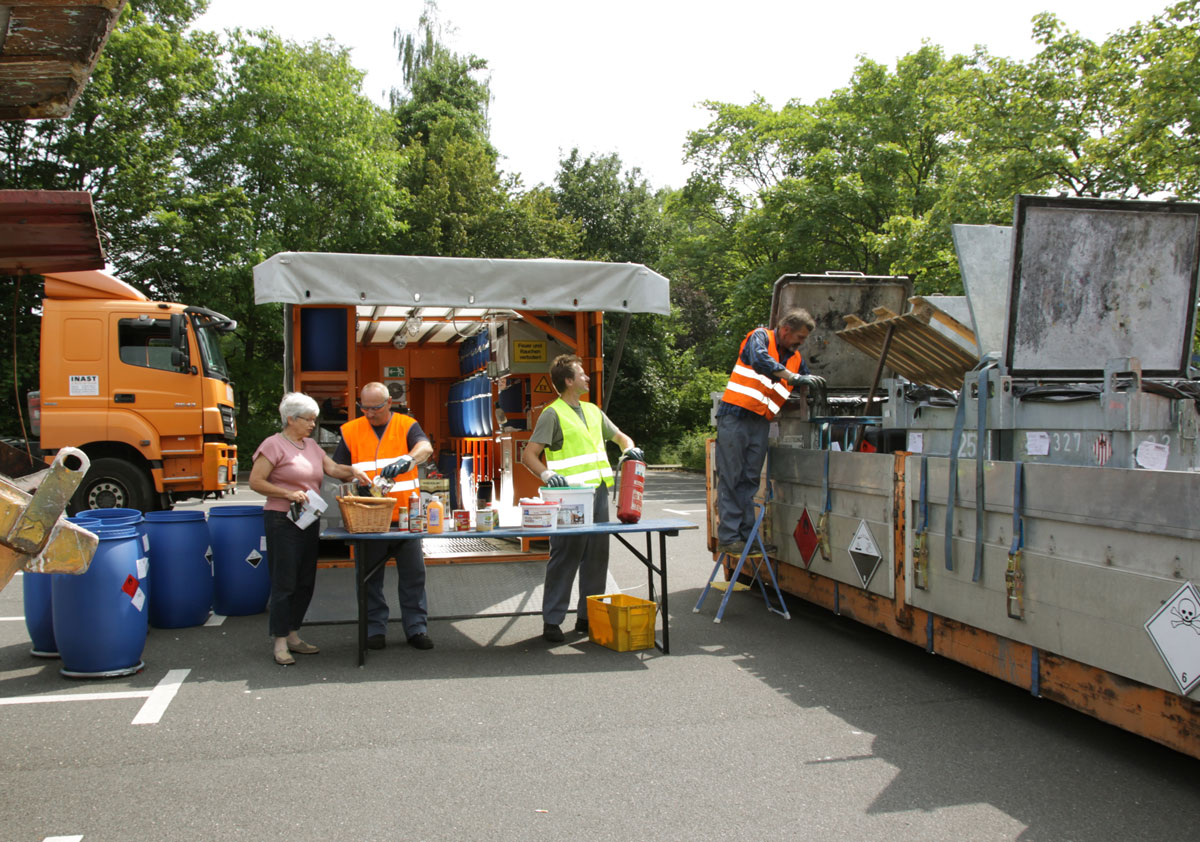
[108,311,204,446]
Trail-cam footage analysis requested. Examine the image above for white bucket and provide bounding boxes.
[540,485,594,528]
[520,499,559,529]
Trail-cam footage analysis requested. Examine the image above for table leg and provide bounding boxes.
[356,540,367,666]
[659,531,670,654]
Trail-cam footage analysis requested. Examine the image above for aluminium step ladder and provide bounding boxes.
[694,469,790,623]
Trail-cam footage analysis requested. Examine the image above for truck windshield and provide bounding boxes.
[189,311,233,382]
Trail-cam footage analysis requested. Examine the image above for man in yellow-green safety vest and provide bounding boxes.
[521,354,643,643]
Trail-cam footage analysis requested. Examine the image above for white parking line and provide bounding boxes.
[204,613,226,627]
[0,668,191,725]
[132,669,190,725]
[0,690,150,705]
[0,616,25,621]
[664,508,700,516]
[43,835,83,841]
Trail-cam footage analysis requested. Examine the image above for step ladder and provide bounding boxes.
[694,477,790,623]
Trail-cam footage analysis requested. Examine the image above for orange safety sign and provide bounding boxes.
[534,375,554,394]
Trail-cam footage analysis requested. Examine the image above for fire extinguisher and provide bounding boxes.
[616,458,646,523]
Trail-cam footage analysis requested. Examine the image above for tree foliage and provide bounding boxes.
[4,1,1199,462]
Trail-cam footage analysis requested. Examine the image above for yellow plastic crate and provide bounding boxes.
[586,593,657,652]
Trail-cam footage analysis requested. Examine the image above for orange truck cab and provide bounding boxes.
[34,269,239,512]
[252,252,670,536]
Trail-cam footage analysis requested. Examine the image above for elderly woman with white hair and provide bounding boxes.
[250,392,369,665]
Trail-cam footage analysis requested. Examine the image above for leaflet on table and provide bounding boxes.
[288,489,328,529]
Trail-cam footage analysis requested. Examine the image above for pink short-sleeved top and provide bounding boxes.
[252,434,325,512]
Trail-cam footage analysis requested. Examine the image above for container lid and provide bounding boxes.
[769,272,912,388]
[1004,195,1200,379]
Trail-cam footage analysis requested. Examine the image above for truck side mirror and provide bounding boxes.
[169,314,187,371]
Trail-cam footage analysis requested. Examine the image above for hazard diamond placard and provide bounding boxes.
[848,519,882,588]
[793,508,820,568]
[1145,581,1200,695]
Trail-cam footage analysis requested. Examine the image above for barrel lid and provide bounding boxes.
[207,505,265,517]
[144,510,206,522]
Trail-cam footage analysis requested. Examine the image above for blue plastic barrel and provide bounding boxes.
[207,505,269,616]
[144,510,213,628]
[23,514,99,659]
[480,375,493,436]
[300,308,348,371]
[450,380,466,437]
[475,375,491,436]
[52,522,147,677]
[23,573,57,658]
[466,377,481,436]
[84,508,149,602]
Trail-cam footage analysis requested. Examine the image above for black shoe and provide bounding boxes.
[573,618,588,635]
[543,623,565,643]
[716,540,745,556]
[366,634,386,650]
[407,633,434,650]
[747,542,779,556]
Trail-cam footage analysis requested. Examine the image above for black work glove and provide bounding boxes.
[789,372,826,389]
[620,447,645,464]
[380,455,413,480]
[542,471,570,488]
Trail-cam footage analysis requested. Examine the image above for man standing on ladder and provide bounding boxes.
[715,309,822,556]
[521,354,643,643]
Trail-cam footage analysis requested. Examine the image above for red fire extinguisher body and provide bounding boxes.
[617,460,646,523]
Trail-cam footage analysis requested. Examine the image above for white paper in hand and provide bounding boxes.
[290,489,329,529]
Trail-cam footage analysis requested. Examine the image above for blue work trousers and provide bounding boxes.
[357,538,428,638]
[715,411,770,546]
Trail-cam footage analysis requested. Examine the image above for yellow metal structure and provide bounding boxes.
[0,447,97,590]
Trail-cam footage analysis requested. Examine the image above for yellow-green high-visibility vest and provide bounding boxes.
[543,398,614,488]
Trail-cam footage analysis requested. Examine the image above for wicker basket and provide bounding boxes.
[336,496,395,533]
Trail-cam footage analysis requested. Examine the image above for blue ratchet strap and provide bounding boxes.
[1006,461,1026,621]
[822,448,832,514]
[1009,461,1024,557]
[944,383,968,571]
[972,365,991,583]
[919,455,929,533]
[816,447,833,562]
[913,455,930,588]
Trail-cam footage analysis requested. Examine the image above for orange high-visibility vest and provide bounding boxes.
[340,413,420,521]
[720,328,803,420]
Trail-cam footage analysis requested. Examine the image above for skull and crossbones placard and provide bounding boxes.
[1145,581,1200,695]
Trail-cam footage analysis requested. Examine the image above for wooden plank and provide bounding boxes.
[837,311,979,390]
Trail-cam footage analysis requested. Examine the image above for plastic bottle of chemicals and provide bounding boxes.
[427,495,445,534]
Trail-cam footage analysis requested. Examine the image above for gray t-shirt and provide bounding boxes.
[530,402,618,452]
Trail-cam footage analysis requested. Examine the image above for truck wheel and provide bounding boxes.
[70,458,155,513]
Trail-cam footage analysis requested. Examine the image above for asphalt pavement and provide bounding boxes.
[1,471,1197,842]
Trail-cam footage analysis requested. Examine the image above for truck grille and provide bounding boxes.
[220,405,237,439]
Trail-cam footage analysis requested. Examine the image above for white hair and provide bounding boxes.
[279,392,319,426]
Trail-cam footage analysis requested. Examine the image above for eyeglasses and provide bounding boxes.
[357,399,390,412]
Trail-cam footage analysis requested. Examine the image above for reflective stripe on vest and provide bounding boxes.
[340,413,420,519]
[719,328,803,420]
[543,399,614,488]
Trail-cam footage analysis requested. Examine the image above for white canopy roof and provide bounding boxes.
[253,252,671,315]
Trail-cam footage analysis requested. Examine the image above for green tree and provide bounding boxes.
[0,0,218,440]
[156,29,407,449]
[388,1,576,261]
